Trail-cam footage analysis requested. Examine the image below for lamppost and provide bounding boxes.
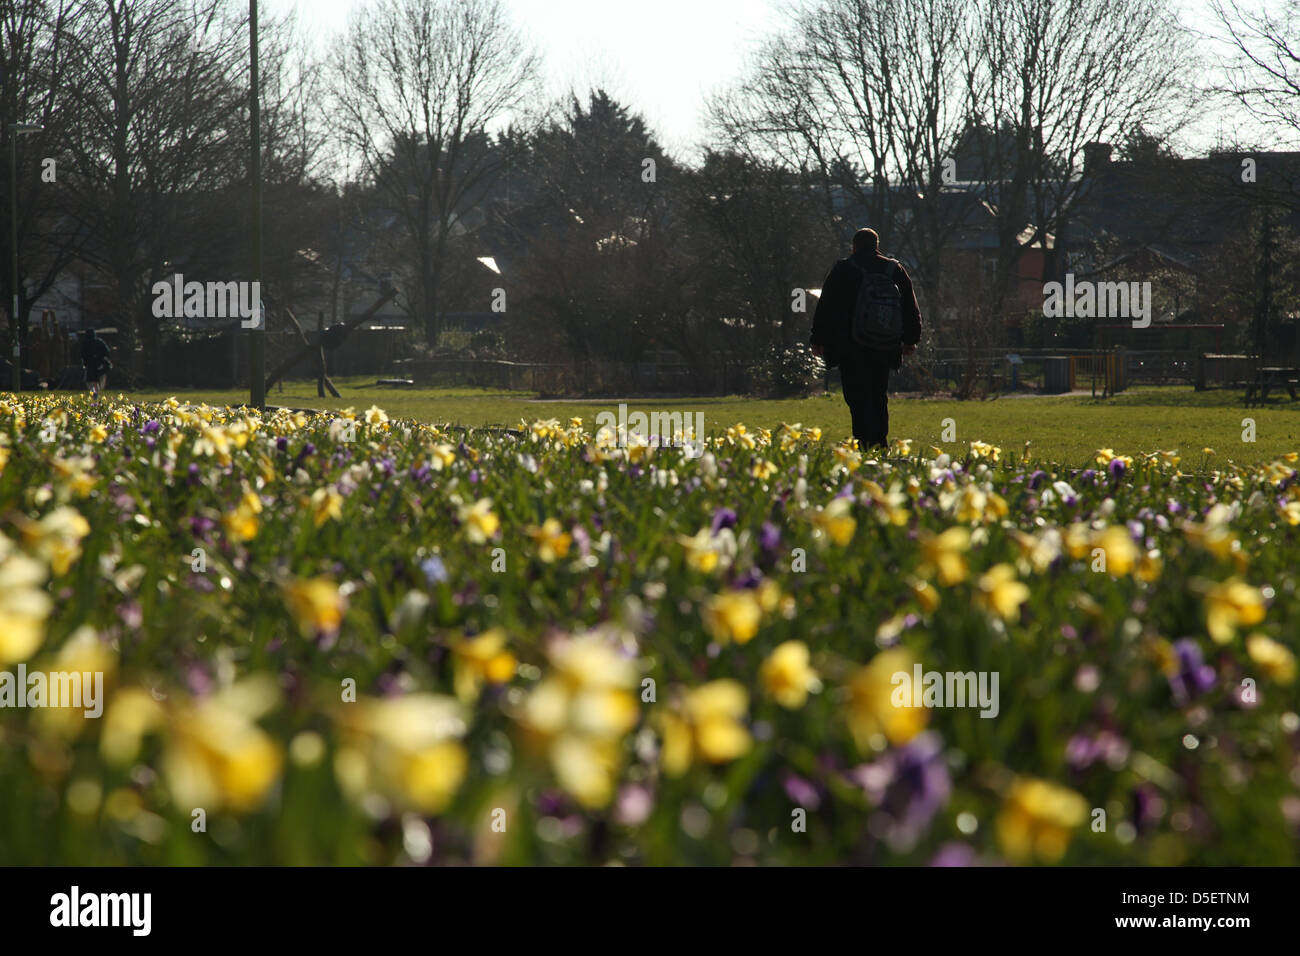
[248,0,265,409]
[8,122,43,393]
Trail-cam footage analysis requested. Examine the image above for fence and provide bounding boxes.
[1195,354,1254,390]
[391,357,759,396]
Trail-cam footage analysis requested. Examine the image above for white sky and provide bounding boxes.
[263,0,1273,161]
[265,0,785,158]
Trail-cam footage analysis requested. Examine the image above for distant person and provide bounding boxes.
[809,228,922,451]
[80,329,111,397]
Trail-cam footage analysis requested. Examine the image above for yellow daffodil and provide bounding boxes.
[811,496,857,546]
[917,526,970,585]
[1246,633,1295,684]
[335,693,468,814]
[1203,577,1265,644]
[847,648,927,749]
[659,680,752,776]
[282,576,345,635]
[526,518,572,562]
[223,490,262,542]
[309,487,343,528]
[678,527,734,573]
[703,589,763,645]
[459,498,500,544]
[996,777,1088,864]
[1091,526,1138,575]
[761,641,820,709]
[976,563,1030,621]
[18,506,90,575]
[451,629,518,702]
[0,537,51,664]
[515,633,640,808]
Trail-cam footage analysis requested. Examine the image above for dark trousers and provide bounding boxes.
[839,350,893,449]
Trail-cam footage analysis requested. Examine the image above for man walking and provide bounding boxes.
[79,328,111,397]
[809,228,921,451]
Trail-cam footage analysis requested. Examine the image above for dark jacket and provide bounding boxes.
[809,251,922,369]
[80,334,111,376]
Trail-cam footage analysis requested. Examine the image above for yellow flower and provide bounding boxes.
[833,445,861,472]
[679,527,733,573]
[1203,577,1265,644]
[1246,633,1295,684]
[310,487,343,528]
[750,458,777,480]
[89,423,108,443]
[163,677,284,813]
[917,526,971,586]
[1063,522,1092,559]
[862,480,909,526]
[34,625,118,739]
[335,693,468,814]
[51,455,97,497]
[659,680,752,776]
[282,576,345,634]
[1280,500,1300,527]
[526,518,572,562]
[1183,506,1242,568]
[761,641,820,709]
[458,498,499,544]
[430,444,456,470]
[100,687,167,765]
[911,578,940,613]
[811,496,857,546]
[703,589,763,645]
[515,634,640,808]
[976,564,1029,621]
[364,405,389,425]
[996,777,1088,863]
[223,490,262,542]
[18,506,90,576]
[847,648,927,749]
[0,539,52,664]
[451,629,518,702]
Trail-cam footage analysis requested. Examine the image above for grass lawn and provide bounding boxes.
[105,377,1300,467]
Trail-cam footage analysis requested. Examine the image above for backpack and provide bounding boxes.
[849,258,903,349]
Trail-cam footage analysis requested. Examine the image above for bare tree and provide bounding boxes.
[965,0,1197,317]
[330,0,540,348]
[1210,0,1300,141]
[1,0,87,369]
[714,0,1197,395]
[710,0,984,359]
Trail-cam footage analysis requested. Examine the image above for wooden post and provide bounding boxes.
[317,311,325,398]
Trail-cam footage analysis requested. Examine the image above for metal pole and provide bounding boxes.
[11,134,19,392]
[249,0,265,408]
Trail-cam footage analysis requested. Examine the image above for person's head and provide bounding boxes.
[82,328,95,341]
[852,228,879,256]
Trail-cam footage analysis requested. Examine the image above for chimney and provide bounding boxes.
[1083,142,1112,176]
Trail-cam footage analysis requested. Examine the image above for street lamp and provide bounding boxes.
[9,122,43,393]
[248,0,265,409]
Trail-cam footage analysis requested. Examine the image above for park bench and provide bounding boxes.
[1244,366,1300,402]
